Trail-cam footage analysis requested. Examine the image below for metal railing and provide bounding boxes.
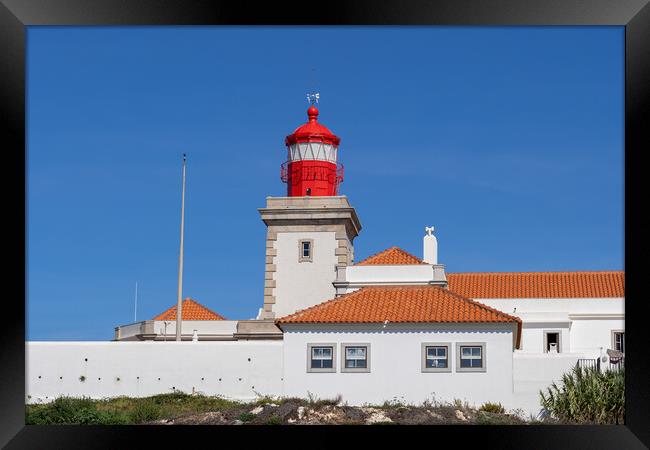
[576,357,624,372]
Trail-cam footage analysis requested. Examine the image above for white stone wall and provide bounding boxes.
[26,341,284,404]
[274,231,338,318]
[473,298,624,358]
[281,323,517,410]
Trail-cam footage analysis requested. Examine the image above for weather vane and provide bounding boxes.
[306,92,320,105]
[425,226,435,236]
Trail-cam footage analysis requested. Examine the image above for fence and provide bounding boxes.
[576,357,624,372]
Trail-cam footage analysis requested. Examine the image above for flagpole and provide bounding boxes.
[175,154,187,341]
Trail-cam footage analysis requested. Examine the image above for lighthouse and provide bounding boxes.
[281,104,344,197]
[255,100,361,320]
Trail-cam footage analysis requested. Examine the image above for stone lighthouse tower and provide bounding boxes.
[257,101,361,319]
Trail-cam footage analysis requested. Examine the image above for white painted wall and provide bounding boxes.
[281,323,517,410]
[570,318,624,358]
[344,265,435,284]
[152,320,238,338]
[274,231,338,318]
[26,341,283,404]
[473,298,624,358]
[512,352,581,417]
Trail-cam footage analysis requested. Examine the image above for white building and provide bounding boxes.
[28,104,624,417]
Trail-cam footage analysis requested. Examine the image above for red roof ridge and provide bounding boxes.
[355,246,427,266]
[153,298,226,321]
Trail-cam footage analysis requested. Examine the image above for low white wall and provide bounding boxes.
[344,265,434,284]
[512,352,580,417]
[281,323,517,410]
[26,341,283,404]
[152,320,238,338]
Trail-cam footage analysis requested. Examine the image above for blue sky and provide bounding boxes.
[27,26,624,341]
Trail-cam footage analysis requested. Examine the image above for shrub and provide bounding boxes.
[266,415,283,425]
[238,412,256,422]
[306,392,342,408]
[128,400,161,423]
[25,396,129,425]
[540,366,624,424]
[479,402,505,414]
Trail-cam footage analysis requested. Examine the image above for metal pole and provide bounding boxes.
[175,154,187,341]
[134,282,138,323]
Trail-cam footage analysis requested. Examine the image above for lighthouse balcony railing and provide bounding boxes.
[280,160,344,185]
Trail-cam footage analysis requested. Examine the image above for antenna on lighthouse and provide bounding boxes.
[175,153,187,342]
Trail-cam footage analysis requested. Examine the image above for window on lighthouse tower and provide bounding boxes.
[299,240,313,262]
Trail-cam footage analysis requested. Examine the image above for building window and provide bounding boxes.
[307,344,336,373]
[341,343,370,373]
[299,239,313,262]
[421,343,451,373]
[612,331,625,353]
[544,331,561,353]
[456,343,486,372]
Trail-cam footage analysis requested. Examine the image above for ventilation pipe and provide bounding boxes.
[423,226,438,264]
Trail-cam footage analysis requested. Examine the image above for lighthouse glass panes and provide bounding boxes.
[288,143,338,162]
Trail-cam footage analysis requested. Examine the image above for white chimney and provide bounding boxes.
[423,226,438,264]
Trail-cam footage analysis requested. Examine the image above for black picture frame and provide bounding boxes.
[2,0,648,448]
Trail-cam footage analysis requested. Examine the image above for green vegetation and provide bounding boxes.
[26,392,244,425]
[540,366,625,424]
[479,402,505,414]
[265,415,283,425]
[238,412,256,422]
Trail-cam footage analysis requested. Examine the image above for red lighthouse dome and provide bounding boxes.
[281,105,344,197]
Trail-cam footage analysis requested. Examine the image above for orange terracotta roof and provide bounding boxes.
[276,286,519,324]
[355,246,427,266]
[447,271,624,299]
[153,298,226,321]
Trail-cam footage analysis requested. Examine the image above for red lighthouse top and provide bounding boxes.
[285,105,341,146]
[280,103,344,197]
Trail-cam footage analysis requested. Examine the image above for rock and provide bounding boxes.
[297,406,306,420]
[264,403,279,407]
[455,410,467,421]
[233,419,244,425]
[364,409,393,425]
[427,410,444,420]
[250,406,264,415]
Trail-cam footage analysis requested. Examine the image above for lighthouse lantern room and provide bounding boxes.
[281,104,344,197]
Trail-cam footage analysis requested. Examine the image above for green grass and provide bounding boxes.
[27,392,245,425]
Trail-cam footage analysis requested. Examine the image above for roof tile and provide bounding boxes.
[153,298,226,321]
[355,246,427,266]
[447,271,624,298]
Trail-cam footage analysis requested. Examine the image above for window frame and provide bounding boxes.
[455,342,487,373]
[421,342,452,373]
[298,239,314,263]
[306,343,336,373]
[340,343,371,373]
[543,330,562,353]
[611,330,625,353]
